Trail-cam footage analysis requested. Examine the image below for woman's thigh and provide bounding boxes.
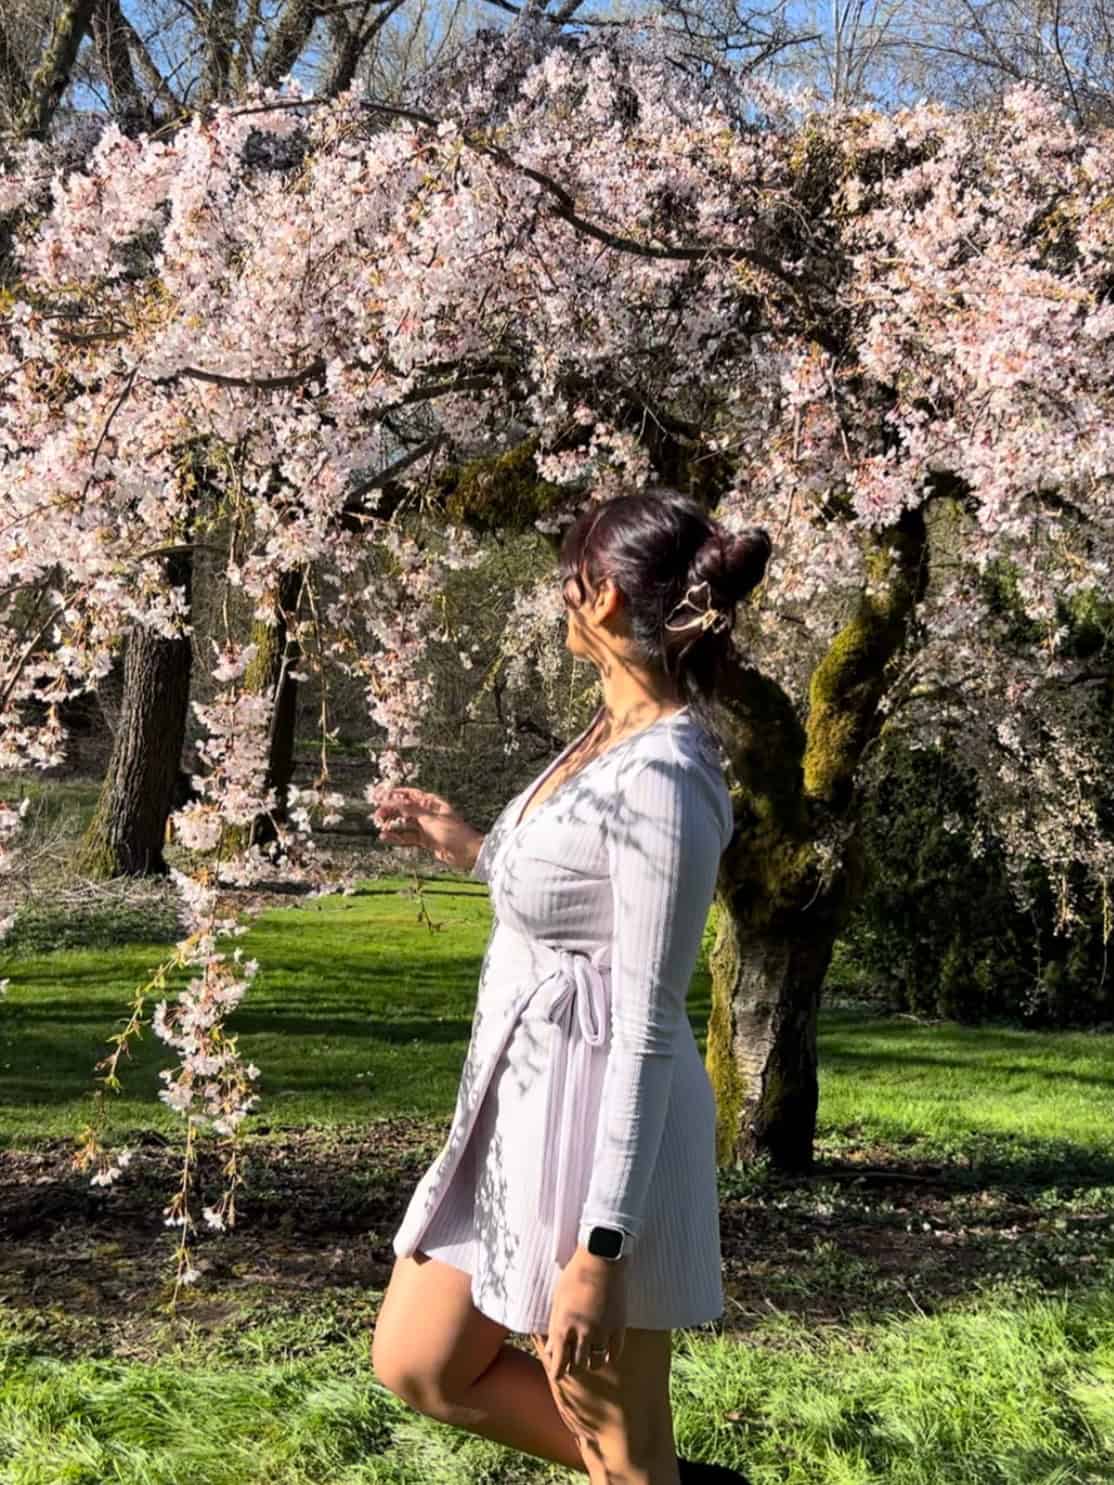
[528,1327,677,1469]
[371,1251,512,1411]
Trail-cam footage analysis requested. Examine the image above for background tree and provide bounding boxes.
[2,0,516,878]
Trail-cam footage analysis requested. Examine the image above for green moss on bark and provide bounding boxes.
[706,899,748,1165]
[804,514,928,813]
[439,438,565,528]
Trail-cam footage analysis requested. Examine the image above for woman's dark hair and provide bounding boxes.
[557,485,771,715]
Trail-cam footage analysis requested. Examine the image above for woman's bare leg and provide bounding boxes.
[371,1251,590,1472]
[528,1327,681,1485]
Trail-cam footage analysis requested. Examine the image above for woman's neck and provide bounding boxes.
[595,673,686,738]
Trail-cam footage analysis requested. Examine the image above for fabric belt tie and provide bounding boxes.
[536,945,611,1269]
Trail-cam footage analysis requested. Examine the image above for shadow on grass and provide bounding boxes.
[1,1120,1112,1340]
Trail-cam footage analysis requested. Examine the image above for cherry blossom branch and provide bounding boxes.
[360,95,813,289]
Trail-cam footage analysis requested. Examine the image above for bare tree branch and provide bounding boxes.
[323,0,408,96]
[89,0,153,129]
[1051,0,1084,122]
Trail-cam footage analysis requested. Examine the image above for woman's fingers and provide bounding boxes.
[377,787,450,814]
[547,1329,573,1382]
[373,793,430,825]
[378,820,417,841]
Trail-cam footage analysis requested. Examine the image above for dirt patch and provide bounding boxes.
[2,1124,1111,1348]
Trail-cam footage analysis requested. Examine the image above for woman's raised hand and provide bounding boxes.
[371,787,483,873]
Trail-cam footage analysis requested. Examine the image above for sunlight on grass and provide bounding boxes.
[817,1011,1113,1158]
[669,1275,1114,1484]
[1,1274,1112,1483]
[0,878,498,1143]
[2,885,1112,1172]
[3,880,1114,1484]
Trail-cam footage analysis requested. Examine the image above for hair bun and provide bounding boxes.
[692,524,771,606]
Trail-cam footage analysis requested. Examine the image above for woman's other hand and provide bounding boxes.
[542,1248,628,1382]
[371,786,484,872]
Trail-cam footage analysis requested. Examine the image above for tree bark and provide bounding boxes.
[706,507,929,1170]
[707,833,865,1170]
[90,0,152,134]
[15,0,96,141]
[200,0,239,105]
[256,0,318,92]
[76,551,192,878]
[227,567,304,851]
[0,20,31,125]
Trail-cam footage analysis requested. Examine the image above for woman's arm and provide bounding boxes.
[575,751,726,1252]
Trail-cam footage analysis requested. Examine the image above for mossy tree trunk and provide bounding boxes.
[706,507,929,1171]
[226,567,304,852]
[706,832,866,1169]
[76,549,193,879]
[14,0,95,141]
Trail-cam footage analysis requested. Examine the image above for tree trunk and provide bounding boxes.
[15,0,95,141]
[706,508,929,1170]
[90,0,152,134]
[228,567,303,851]
[76,552,192,878]
[706,856,862,1170]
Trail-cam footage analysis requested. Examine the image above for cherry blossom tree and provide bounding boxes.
[2,0,816,882]
[1,23,1112,1275]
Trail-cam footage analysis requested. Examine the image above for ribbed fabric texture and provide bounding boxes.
[406,707,734,1334]
[577,745,727,1245]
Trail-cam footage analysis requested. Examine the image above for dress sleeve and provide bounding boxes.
[576,749,728,1251]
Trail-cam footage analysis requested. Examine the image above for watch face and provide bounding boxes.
[588,1225,623,1259]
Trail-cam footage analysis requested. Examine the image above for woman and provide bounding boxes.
[371,488,770,1485]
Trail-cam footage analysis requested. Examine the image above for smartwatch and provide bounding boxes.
[585,1223,629,1261]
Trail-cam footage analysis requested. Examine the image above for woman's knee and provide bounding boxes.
[371,1252,508,1414]
[530,1327,675,1466]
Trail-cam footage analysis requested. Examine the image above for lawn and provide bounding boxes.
[4,877,1112,1167]
[1,876,1112,1484]
[0,877,499,1142]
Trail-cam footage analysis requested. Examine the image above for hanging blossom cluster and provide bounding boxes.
[172,649,276,851]
[153,949,261,1135]
[2,30,1113,1264]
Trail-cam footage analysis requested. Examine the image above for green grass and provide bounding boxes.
[0,1272,1111,1483]
[816,1013,1114,1179]
[3,876,1114,1483]
[2,881,1112,1178]
[0,878,499,1142]
[0,775,102,825]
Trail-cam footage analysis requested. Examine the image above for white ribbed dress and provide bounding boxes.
[392,703,734,1334]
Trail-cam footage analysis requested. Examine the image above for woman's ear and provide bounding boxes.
[595,576,624,629]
